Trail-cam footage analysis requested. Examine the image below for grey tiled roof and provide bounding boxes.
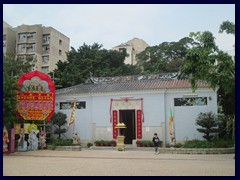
[56,74,210,95]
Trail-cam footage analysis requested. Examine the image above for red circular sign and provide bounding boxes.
[17,70,55,121]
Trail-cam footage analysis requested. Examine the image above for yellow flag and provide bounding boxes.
[67,99,76,129]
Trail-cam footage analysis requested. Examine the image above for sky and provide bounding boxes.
[3,4,235,55]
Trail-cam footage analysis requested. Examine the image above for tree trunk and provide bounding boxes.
[58,125,61,139]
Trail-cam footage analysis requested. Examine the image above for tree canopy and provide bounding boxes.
[136,37,194,74]
[51,112,67,139]
[50,43,141,88]
[196,112,218,141]
[3,54,33,128]
[50,21,234,116]
[219,20,235,35]
[181,29,235,115]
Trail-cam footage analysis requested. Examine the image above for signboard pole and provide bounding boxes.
[43,120,46,132]
[10,128,16,153]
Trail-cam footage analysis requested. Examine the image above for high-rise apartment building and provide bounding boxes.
[3,21,70,74]
[3,21,16,55]
[112,38,149,65]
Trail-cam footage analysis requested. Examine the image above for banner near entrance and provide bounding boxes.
[136,110,142,139]
[67,99,77,130]
[112,110,118,138]
[17,70,55,121]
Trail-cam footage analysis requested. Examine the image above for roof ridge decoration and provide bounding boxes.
[88,72,180,84]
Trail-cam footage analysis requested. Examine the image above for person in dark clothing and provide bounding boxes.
[152,133,160,154]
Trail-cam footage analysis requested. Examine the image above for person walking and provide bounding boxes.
[152,133,160,154]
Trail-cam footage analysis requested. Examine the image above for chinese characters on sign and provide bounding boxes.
[17,71,55,121]
[17,92,54,120]
[112,110,118,139]
[136,110,142,139]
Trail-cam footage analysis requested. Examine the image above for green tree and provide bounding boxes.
[136,37,193,74]
[218,20,235,116]
[217,114,235,140]
[50,43,141,88]
[196,112,218,141]
[219,20,235,35]
[181,30,235,116]
[3,68,18,128]
[51,112,67,139]
[3,54,33,128]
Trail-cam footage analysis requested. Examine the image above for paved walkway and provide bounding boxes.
[3,149,235,176]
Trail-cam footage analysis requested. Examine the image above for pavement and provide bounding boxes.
[3,148,235,176]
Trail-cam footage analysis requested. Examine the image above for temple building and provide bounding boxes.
[55,73,217,146]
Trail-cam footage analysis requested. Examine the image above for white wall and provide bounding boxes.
[165,90,217,142]
[55,96,93,141]
[55,89,217,143]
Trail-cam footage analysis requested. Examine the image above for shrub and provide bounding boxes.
[210,139,234,148]
[136,140,142,147]
[94,140,114,146]
[87,142,93,148]
[217,114,234,139]
[94,140,100,146]
[183,140,209,148]
[174,143,183,148]
[196,112,218,141]
[105,140,111,146]
[99,140,105,146]
[136,140,155,147]
[142,140,153,147]
[182,139,234,148]
[48,139,73,146]
[141,140,147,147]
[51,112,67,139]
[136,140,142,144]
[148,141,154,147]
[110,140,116,146]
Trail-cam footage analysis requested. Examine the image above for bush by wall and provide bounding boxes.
[182,139,234,148]
[94,140,116,146]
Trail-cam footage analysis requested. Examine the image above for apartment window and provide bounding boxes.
[59,50,62,55]
[41,66,49,74]
[43,34,50,43]
[18,33,26,42]
[26,43,36,52]
[17,55,25,61]
[59,39,62,45]
[26,54,36,61]
[42,45,50,52]
[17,44,26,52]
[42,56,49,64]
[27,32,36,41]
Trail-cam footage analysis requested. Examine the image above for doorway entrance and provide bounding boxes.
[119,110,136,144]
